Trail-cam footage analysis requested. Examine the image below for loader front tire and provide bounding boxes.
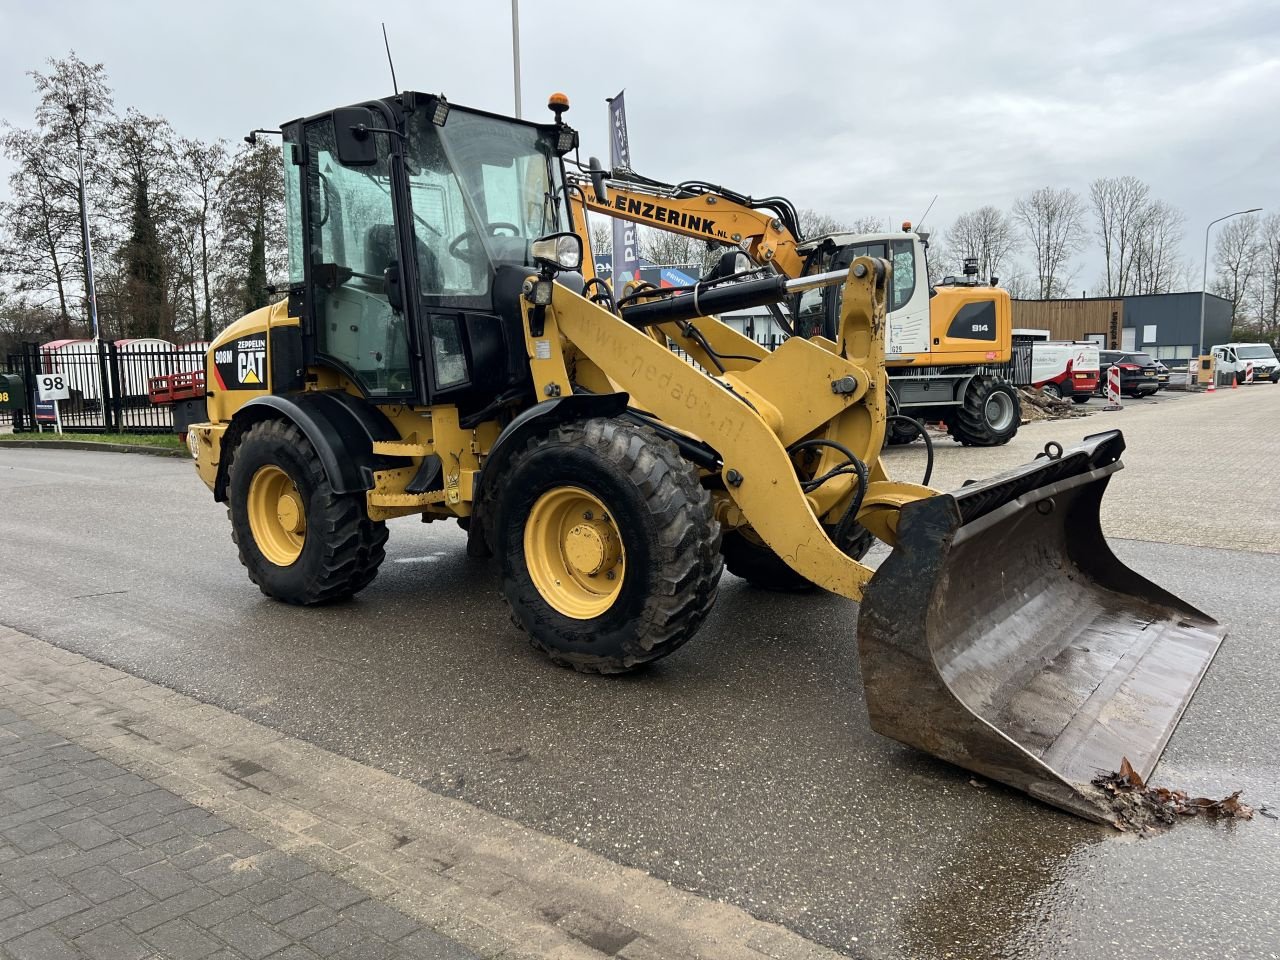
[227,419,388,605]
[496,418,722,674]
[947,377,1020,447]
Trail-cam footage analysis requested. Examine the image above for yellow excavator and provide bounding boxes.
[186,91,1222,822]
[569,163,1021,446]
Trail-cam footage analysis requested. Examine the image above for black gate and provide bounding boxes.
[1009,337,1035,387]
[2,340,203,434]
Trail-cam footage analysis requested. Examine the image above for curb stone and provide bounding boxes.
[0,439,188,458]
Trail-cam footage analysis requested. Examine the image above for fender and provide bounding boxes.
[465,392,629,557]
[213,391,408,502]
[476,392,630,501]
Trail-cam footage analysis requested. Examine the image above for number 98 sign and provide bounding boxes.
[37,373,71,401]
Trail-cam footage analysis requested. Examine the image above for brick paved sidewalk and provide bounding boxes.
[0,708,477,960]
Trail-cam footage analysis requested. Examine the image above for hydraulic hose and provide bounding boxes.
[785,438,869,556]
[886,414,934,486]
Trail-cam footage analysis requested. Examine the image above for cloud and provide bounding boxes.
[1,0,1277,288]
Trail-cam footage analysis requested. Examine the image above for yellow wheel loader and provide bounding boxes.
[187,91,1223,822]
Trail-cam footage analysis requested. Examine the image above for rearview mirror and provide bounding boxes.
[588,157,608,203]
[334,107,379,166]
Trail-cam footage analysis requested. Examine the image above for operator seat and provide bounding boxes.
[364,224,440,292]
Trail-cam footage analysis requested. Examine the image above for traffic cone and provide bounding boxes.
[1232,375,1237,389]
[1207,376,1216,393]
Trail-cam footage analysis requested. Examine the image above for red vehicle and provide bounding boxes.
[148,369,207,441]
[1030,341,1100,403]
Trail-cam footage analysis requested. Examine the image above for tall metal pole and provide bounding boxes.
[75,140,100,341]
[67,103,100,341]
[1198,207,1261,357]
[511,0,522,118]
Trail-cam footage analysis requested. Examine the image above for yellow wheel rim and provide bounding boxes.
[247,465,306,567]
[524,486,625,619]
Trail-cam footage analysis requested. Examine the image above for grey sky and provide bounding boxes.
[2,0,1277,289]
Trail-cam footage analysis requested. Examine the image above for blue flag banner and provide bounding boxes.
[608,91,640,288]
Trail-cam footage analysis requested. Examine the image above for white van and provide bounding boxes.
[1210,343,1280,384]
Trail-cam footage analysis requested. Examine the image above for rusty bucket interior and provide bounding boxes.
[857,431,1226,821]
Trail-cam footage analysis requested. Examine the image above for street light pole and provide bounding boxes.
[1198,207,1261,357]
[67,103,100,341]
[511,0,522,118]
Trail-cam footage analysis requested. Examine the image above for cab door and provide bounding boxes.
[299,112,415,399]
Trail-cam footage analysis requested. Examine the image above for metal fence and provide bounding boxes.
[2,340,204,434]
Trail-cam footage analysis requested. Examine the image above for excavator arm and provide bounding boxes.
[568,164,809,279]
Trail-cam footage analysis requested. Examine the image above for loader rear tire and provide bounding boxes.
[496,418,722,674]
[946,378,1020,447]
[722,523,874,592]
[227,419,388,605]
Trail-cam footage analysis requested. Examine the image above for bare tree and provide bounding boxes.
[587,214,612,257]
[1000,269,1037,299]
[849,215,889,234]
[638,227,725,274]
[217,139,287,323]
[797,209,886,240]
[0,53,117,338]
[1011,186,1086,299]
[1089,175,1151,295]
[1246,213,1280,344]
[178,137,229,340]
[0,131,81,335]
[942,206,1018,283]
[1128,200,1186,295]
[1210,213,1260,326]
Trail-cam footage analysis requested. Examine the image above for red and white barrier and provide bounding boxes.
[1245,361,1255,384]
[1104,365,1123,410]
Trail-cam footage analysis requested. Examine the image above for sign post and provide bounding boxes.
[1104,364,1123,411]
[36,372,71,435]
[607,91,640,291]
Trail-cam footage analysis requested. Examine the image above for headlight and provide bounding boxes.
[531,233,583,272]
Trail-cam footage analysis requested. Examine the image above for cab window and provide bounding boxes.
[890,239,916,312]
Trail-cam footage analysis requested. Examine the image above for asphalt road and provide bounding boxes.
[1,392,1277,959]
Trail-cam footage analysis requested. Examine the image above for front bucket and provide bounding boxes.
[858,431,1225,821]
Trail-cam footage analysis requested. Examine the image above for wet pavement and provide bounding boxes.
[1,392,1277,959]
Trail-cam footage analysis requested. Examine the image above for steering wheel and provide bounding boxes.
[448,222,522,258]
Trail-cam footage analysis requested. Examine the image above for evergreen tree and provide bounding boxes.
[243,207,269,314]
[123,169,167,338]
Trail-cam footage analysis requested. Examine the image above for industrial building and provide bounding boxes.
[1012,292,1233,359]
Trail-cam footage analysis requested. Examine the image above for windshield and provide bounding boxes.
[1128,353,1155,366]
[405,108,567,300]
[1237,345,1277,360]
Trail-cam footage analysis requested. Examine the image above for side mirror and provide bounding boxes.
[531,233,583,273]
[383,262,404,312]
[334,106,379,166]
[588,156,608,203]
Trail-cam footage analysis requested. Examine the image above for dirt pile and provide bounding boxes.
[1019,386,1088,422]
